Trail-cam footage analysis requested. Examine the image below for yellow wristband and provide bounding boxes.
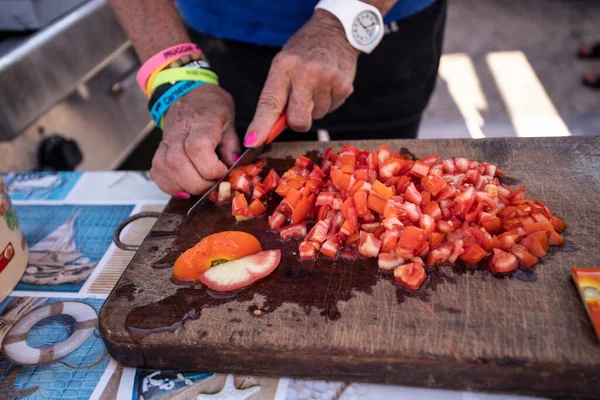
[146,67,219,97]
[144,59,178,98]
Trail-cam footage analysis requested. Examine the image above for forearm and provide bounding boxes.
[107,0,191,61]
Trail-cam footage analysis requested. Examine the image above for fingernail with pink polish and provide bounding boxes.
[244,132,257,147]
[174,191,191,199]
[233,153,240,162]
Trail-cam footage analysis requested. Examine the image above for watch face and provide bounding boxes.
[351,10,381,46]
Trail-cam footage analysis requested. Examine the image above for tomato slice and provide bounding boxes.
[248,199,267,216]
[370,180,393,200]
[380,230,400,253]
[268,211,286,230]
[358,231,382,257]
[510,244,538,268]
[291,196,312,223]
[367,194,386,215]
[299,241,317,260]
[404,182,422,205]
[410,160,430,178]
[296,155,314,169]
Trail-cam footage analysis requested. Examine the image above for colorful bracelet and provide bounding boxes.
[147,67,219,97]
[150,80,204,129]
[147,82,174,113]
[136,43,202,91]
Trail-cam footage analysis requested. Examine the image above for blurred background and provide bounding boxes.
[0,0,598,172]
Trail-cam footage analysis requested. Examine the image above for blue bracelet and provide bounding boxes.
[150,80,204,128]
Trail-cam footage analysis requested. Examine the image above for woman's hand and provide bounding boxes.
[244,10,360,147]
[150,84,241,196]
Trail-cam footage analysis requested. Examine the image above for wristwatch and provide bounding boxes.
[315,0,384,54]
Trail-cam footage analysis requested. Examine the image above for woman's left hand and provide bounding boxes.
[243,9,360,147]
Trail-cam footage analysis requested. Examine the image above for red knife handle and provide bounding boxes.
[265,113,288,145]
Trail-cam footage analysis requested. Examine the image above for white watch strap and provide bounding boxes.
[315,0,384,54]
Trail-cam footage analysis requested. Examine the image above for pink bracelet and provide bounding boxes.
[136,43,202,91]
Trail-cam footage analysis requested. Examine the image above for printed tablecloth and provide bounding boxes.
[0,171,539,400]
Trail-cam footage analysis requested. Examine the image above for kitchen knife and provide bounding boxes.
[187,113,288,217]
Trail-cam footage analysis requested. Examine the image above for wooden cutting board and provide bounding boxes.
[99,137,600,399]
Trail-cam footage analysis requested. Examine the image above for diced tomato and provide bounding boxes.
[299,241,317,260]
[370,180,393,200]
[426,241,453,266]
[307,218,331,244]
[397,226,427,250]
[341,198,359,232]
[454,157,469,172]
[217,181,232,203]
[350,180,371,195]
[232,193,249,214]
[419,214,436,233]
[510,244,538,268]
[394,262,427,291]
[489,248,518,273]
[316,204,331,221]
[410,160,430,178]
[519,234,547,258]
[367,194,386,215]
[378,252,404,270]
[275,183,291,198]
[380,230,400,253]
[268,211,286,229]
[550,216,565,233]
[280,222,307,240]
[295,155,313,169]
[548,231,565,246]
[423,201,442,220]
[231,173,251,194]
[453,186,476,218]
[531,231,550,252]
[358,231,382,257]
[420,154,438,166]
[209,190,219,204]
[291,196,312,223]
[404,183,422,205]
[379,159,403,178]
[421,175,447,196]
[508,185,526,202]
[460,243,488,265]
[321,233,344,258]
[479,212,502,234]
[361,222,381,233]
[353,191,368,217]
[252,183,267,200]
[448,239,465,263]
[382,217,403,231]
[315,192,336,207]
[378,145,391,163]
[437,219,460,233]
[248,199,267,216]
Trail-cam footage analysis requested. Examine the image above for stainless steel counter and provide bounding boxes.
[0,0,155,171]
[0,0,132,140]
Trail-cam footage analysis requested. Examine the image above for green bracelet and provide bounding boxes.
[148,67,219,96]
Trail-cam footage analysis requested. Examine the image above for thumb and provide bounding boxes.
[245,69,290,148]
[218,122,242,166]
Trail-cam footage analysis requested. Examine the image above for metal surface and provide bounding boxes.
[0,47,153,172]
[0,0,130,140]
[187,146,263,217]
[0,0,90,31]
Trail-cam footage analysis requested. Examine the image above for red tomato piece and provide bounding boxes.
[295,155,314,169]
[397,226,427,250]
[489,248,518,273]
[448,239,465,263]
[280,222,307,240]
[380,230,400,253]
[454,157,469,172]
[291,196,312,223]
[268,211,286,229]
[479,212,502,234]
[510,244,538,268]
[231,173,251,194]
[232,193,248,214]
[429,232,445,249]
[453,186,476,218]
[307,218,331,244]
[394,262,427,291]
[421,175,447,196]
[370,180,394,200]
[426,241,453,266]
[395,246,414,260]
[423,201,443,220]
[248,199,267,216]
[321,233,344,258]
[460,243,488,265]
[252,183,268,200]
[378,252,404,270]
[315,192,336,207]
[353,191,369,217]
[299,241,317,260]
[551,216,565,233]
[378,145,391,163]
[410,160,430,178]
[419,214,436,233]
[359,231,382,257]
[437,220,460,233]
[367,194,386,215]
[209,190,219,204]
[420,154,439,166]
[382,217,404,231]
[404,182,422,205]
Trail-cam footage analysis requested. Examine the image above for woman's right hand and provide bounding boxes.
[149,84,242,196]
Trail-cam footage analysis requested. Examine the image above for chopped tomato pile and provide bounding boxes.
[213,145,566,292]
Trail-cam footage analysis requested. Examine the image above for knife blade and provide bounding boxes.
[187,113,288,217]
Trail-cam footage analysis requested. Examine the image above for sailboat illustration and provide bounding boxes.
[21,211,96,285]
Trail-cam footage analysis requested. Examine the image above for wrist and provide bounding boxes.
[311,9,361,57]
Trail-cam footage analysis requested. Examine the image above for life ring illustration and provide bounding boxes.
[2,301,98,365]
